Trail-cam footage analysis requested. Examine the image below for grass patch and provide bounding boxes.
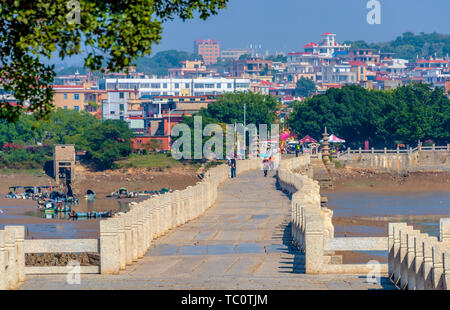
[116,153,184,170]
[0,168,45,176]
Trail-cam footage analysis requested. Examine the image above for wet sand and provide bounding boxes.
[322,168,450,264]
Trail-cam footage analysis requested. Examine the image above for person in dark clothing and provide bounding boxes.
[230,158,236,178]
[295,144,300,157]
[263,158,269,177]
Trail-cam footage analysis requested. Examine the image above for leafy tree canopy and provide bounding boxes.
[0,0,228,122]
[295,77,317,98]
[288,83,449,148]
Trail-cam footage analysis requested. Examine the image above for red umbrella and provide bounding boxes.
[299,135,317,144]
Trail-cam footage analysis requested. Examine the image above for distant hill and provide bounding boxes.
[135,50,202,77]
[344,32,450,61]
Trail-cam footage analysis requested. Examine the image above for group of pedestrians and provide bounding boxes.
[227,153,276,179]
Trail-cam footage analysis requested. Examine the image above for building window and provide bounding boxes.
[175,83,179,89]
[217,83,221,88]
[74,106,79,111]
[151,83,161,88]
[163,83,167,88]
[119,104,124,111]
[74,93,80,100]
[185,83,190,89]
[227,83,232,88]
[111,111,115,114]
[64,93,68,100]
[63,106,68,109]
[119,92,124,99]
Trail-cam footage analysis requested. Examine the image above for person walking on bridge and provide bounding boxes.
[230,157,236,178]
[262,158,270,177]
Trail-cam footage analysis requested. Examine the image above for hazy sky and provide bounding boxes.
[154,0,450,54]
[52,0,450,66]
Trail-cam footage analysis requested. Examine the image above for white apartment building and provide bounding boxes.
[321,64,357,84]
[102,77,251,121]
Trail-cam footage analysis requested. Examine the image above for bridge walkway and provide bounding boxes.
[20,169,394,290]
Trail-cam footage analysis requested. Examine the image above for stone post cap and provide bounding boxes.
[5,226,25,240]
[0,230,5,249]
[4,230,15,246]
[100,219,118,234]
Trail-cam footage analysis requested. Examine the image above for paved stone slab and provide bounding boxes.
[20,170,396,290]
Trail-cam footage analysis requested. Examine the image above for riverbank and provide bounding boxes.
[0,165,202,239]
[322,168,450,264]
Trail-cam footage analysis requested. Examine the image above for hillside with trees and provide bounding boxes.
[0,109,134,171]
[136,50,202,77]
[288,83,449,148]
[344,32,450,61]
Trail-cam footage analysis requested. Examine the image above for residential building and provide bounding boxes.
[229,58,273,77]
[348,49,380,65]
[194,39,220,65]
[302,32,350,57]
[52,83,105,113]
[168,60,218,78]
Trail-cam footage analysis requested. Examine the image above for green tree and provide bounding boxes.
[295,77,317,97]
[0,0,228,122]
[288,84,449,148]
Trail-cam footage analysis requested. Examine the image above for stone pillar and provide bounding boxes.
[399,227,410,289]
[0,230,8,290]
[406,231,417,290]
[423,237,437,290]
[137,205,145,258]
[391,223,407,284]
[123,213,133,265]
[439,218,450,243]
[444,253,450,290]
[116,215,126,270]
[100,219,120,274]
[143,204,151,251]
[131,209,139,261]
[431,244,445,289]
[5,226,25,283]
[304,216,324,274]
[414,234,426,290]
[4,229,18,289]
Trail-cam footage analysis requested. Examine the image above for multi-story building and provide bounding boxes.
[194,39,220,65]
[229,58,273,77]
[168,60,218,78]
[52,83,105,113]
[320,64,357,84]
[303,32,350,57]
[348,49,380,65]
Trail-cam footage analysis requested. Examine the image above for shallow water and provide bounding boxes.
[327,191,450,238]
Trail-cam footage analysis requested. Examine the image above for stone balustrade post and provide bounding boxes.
[304,215,324,274]
[391,223,407,284]
[406,230,418,290]
[116,215,126,270]
[414,233,426,290]
[100,218,120,274]
[130,209,139,261]
[123,213,133,265]
[5,226,25,283]
[431,243,445,289]
[439,218,450,243]
[137,205,145,258]
[399,226,411,289]
[146,203,153,248]
[444,253,450,290]
[423,237,437,290]
[0,230,8,290]
[4,229,18,289]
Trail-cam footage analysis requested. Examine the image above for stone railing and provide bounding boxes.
[278,155,389,275]
[0,158,262,289]
[98,158,262,274]
[388,219,450,290]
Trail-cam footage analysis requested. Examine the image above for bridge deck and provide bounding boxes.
[20,170,395,290]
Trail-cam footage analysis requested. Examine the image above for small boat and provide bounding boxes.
[69,210,112,218]
[85,189,96,200]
